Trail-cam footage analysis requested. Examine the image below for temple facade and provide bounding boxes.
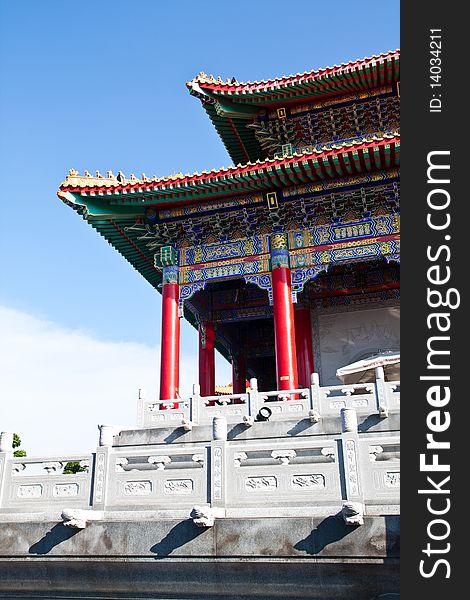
[58,49,400,398]
[0,50,400,600]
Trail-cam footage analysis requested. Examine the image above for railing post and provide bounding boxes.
[309,372,321,423]
[136,387,146,427]
[0,432,13,454]
[212,416,227,441]
[0,432,13,509]
[338,408,364,525]
[92,425,115,509]
[210,417,227,512]
[247,377,259,420]
[375,366,389,418]
[341,408,358,433]
[189,383,201,425]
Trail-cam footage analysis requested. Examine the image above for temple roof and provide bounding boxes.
[187,50,400,164]
[57,51,400,363]
[58,133,399,338]
[58,133,400,361]
[188,50,399,98]
[59,132,399,207]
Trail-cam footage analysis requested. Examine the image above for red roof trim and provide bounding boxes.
[61,135,400,195]
[189,50,399,95]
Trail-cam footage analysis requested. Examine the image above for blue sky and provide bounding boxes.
[0,0,399,455]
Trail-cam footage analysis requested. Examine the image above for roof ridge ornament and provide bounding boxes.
[58,133,400,192]
[188,49,399,91]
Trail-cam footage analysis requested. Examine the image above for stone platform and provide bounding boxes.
[0,375,400,599]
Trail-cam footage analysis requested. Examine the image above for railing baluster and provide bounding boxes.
[309,373,321,423]
[375,366,389,418]
[189,383,201,425]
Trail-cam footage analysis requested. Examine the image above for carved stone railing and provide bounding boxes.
[0,452,93,512]
[0,407,399,521]
[102,446,208,511]
[224,438,340,511]
[137,370,400,429]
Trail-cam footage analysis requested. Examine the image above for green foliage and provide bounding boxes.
[12,433,26,457]
[63,461,86,475]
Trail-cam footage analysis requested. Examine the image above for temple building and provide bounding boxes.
[58,49,400,398]
[0,50,400,600]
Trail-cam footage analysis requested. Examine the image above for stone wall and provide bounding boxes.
[0,374,400,599]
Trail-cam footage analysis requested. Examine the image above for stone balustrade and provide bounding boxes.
[0,401,399,522]
[137,371,400,429]
[0,454,93,514]
[0,387,400,600]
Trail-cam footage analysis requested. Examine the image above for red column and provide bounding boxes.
[159,274,180,402]
[272,265,298,391]
[295,307,314,388]
[199,321,215,397]
[232,353,247,394]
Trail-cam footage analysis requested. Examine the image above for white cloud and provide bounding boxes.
[0,305,204,457]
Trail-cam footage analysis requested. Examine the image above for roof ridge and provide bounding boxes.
[59,132,400,191]
[187,49,400,90]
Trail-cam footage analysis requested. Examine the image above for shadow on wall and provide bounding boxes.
[163,427,188,444]
[294,513,353,554]
[25,514,399,561]
[29,523,80,555]
[27,520,208,558]
[150,519,208,556]
[294,513,400,556]
[385,515,400,557]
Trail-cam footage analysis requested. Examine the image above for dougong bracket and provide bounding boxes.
[243,273,273,305]
[291,265,330,302]
[178,282,207,317]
